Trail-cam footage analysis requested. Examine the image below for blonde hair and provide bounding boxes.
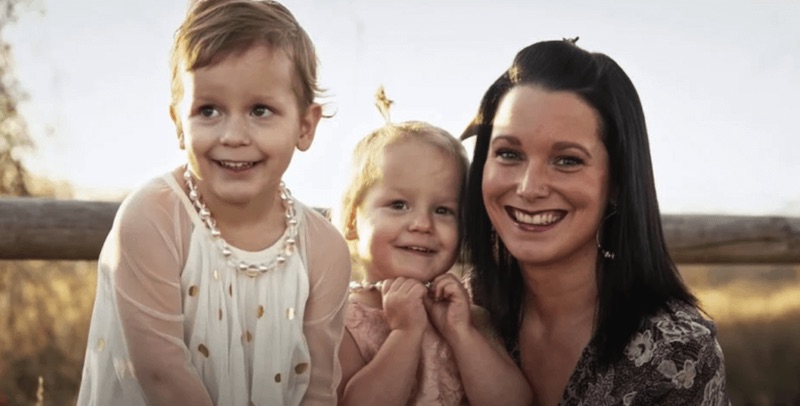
[339,121,470,277]
[170,0,320,113]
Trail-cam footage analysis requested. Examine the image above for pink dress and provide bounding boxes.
[344,300,467,405]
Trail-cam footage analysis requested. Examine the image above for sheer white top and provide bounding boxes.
[77,171,351,406]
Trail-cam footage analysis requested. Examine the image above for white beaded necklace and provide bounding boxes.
[348,280,384,293]
[347,280,431,294]
[183,167,298,278]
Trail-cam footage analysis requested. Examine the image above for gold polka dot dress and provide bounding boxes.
[77,172,350,405]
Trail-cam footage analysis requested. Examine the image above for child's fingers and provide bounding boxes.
[384,277,427,299]
[431,274,467,301]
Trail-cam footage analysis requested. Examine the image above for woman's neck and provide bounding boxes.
[519,253,599,332]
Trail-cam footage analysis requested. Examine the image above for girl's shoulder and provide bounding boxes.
[117,171,184,215]
[295,199,348,255]
[296,201,339,235]
[112,170,191,234]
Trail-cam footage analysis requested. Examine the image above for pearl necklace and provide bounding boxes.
[348,280,431,293]
[183,167,298,278]
[348,280,384,293]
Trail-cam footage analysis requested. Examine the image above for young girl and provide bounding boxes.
[335,92,533,405]
[77,1,351,405]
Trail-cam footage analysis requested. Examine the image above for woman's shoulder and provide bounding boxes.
[564,301,729,405]
[620,302,722,385]
[643,301,718,347]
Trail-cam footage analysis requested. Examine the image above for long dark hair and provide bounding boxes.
[461,40,697,367]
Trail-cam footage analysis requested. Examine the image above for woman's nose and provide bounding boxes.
[516,162,550,200]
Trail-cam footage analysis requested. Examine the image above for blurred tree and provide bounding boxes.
[0,0,34,196]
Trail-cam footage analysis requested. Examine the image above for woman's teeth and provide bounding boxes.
[513,209,564,225]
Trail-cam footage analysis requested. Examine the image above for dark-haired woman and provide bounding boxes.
[461,39,730,406]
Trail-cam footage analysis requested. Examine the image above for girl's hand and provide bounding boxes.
[423,273,472,339]
[381,277,430,334]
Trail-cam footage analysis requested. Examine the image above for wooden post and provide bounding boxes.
[1,198,799,263]
[0,198,117,260]
[663,214,800,264]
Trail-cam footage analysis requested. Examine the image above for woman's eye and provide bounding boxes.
[389,201,408,210]
[495,148,522,161]
[554,156,584,167]
[252,105,273,118]
[199,106,219,118]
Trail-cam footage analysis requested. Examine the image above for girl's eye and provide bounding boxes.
[252,105,273,118]
[389,201,408,210]
[199,106,219,118]
[435,207,456,216]
[554,156,584,167]
[494,148,522,161]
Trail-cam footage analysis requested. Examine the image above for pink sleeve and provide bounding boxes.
[110,181,213,406]
[299,210,352,406]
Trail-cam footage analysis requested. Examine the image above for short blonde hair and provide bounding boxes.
[170,0,320,112]
[339,122,470,277]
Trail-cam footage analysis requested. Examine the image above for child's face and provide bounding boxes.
[354,139,462,283]
[171,44,321,206]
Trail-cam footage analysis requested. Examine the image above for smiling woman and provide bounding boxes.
[461,39,731,406]
[482,86,611,268]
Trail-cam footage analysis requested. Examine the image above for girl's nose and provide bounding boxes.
[220,116,251,146]
[408,210,433,233]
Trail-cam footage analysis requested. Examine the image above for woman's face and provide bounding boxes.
[482,85,611,269]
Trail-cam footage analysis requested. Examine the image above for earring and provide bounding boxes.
[596,204,617,260]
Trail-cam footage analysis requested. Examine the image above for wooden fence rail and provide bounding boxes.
[1,197,799,263]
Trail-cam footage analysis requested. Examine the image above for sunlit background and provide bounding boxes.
[8,0,800,214]
[2,1,799,405]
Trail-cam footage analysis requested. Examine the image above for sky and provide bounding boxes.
[7,0,800,215]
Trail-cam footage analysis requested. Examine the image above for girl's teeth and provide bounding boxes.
[218,161,254,169]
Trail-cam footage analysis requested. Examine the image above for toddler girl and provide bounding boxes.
[335,91,532,405]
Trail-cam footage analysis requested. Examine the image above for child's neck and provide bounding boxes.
[200,186,286,252]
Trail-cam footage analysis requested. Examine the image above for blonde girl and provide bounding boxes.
[77,1,350,405]
[335,92,532,405]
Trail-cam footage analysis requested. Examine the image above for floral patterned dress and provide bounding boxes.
[558,301,730,406]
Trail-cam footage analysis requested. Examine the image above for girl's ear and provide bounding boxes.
[296,103,322,152]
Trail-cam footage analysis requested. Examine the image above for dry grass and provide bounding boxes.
[0,263,797,405]
[0,260,96,406]
[682,265,800,406]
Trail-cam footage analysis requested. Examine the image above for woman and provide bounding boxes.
[460,39,730,405]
